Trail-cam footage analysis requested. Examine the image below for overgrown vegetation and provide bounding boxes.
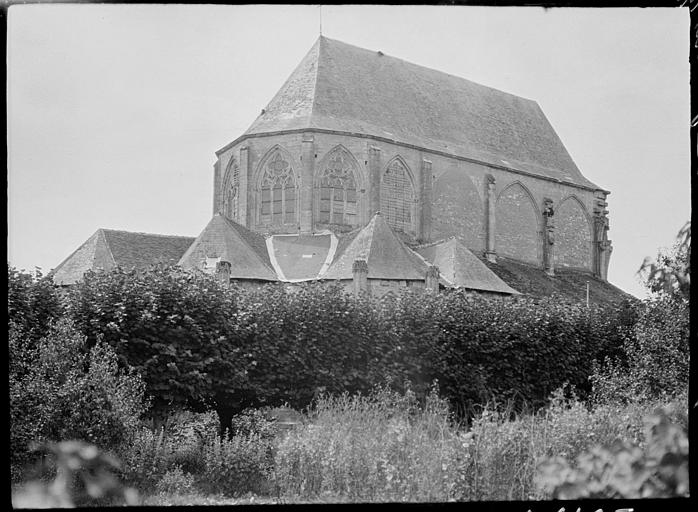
[9,221,689,503]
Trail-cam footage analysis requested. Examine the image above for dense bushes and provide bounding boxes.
[64,266,250,424]
[8,265,63,341]
[8,263,636,429]
[237,282,633,415]
[591,296,689,405]
[10,320,148,479]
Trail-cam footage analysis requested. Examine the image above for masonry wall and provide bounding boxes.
[215,131,603,272]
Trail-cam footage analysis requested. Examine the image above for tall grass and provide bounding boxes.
[272,385,688,502]
[273,384,463,502]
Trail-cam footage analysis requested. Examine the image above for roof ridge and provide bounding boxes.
[308,36,323,127]
[319,36,538,104]
[97,229,116,268]
[99,228,195,239]
[50,229,100,277]
[217,214,276,272]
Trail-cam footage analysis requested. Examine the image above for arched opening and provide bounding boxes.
[256,149,299,229]
[495,182,540,264]
[555,196,593,270]
[223,161,240,221]
[315,146,360,230]
[380,157,416,235]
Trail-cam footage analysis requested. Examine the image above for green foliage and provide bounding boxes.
[272,384,463,502]
[638,220,690,301]
[229,408,279,442]
[117,427,175,491]
[7,265,64,341]
[536,406,689,498]
[201,432,274,496]
[238,282,382,409]
[237,284,629,415]
[64,266,249,415]
[155,466,196,496]
[10,319,148,475]
[591,296,689,404]
[163,410,219,474]
[57,265,633,420]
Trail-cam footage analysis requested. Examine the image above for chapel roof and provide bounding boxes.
[322,212,430,281]
[267,233,335,281]
[178,214,277,281]
[241,36,600,190]
[481,256,636,305]
[50,229,195,285]
[415,237,520,295]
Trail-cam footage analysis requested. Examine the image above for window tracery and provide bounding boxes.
[258,151,298,227]
[380,158,415,233]
[316,148,358,227]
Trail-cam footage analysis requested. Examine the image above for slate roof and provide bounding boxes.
[322,212,430,280]
[242,36,599,190]
[415,237,520,295]
[178,214,277,281]
[481,256,636,305]
[51,229,195,285]
[267,233,335,281]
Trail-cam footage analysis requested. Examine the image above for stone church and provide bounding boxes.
[52,37,623,302]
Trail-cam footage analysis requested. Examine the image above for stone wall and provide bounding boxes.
[214,131,606,274]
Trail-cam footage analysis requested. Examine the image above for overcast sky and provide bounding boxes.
[7,5,690,299]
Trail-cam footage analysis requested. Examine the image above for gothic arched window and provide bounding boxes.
[380,158,415,233]
[224,164,240,220]
[316,148,358,228]
[258,152,298,227]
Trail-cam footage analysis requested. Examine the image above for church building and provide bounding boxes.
[52,37,623,302]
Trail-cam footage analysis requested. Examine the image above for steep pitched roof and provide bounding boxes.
[51,229,195,285]
[242,36,599,190]
[322,213,430,280]
[480,256,636,305]
[415,237,520,295]
[178,214,277,281]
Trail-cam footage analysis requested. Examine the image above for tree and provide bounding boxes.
[64,266,250,430]
[638,221,690,302]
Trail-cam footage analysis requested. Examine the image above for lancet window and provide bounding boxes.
[316,149,358,227]
[380,158,415,233]
[259,152,298,226]
[224,163,240,220]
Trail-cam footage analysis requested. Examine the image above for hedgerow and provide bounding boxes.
[53,264,636,424]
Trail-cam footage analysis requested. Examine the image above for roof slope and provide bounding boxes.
[243,36,598,189]
[178,214,277,281]
[322,212,430,280]
[416,238,519,295]
[481,256,636,305]
[51,229,195,285]
[268,233,334,281]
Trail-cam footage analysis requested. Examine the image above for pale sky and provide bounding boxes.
[7,5,690,299]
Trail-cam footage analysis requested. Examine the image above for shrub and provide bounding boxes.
[201,432,273,497]
[10,319,148,477]
[155,466,196,496]
[164,410,219,474]
[65,266,249,420]
[536,406,689,498]
[8,265,64,342]
[117,427,174,492]
[591,296,689,404]
[229,408,279,442]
